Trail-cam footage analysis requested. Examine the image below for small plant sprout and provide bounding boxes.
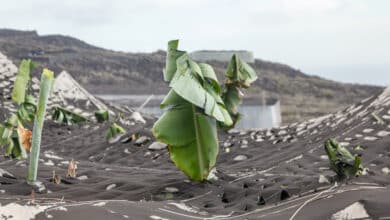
[325,139,364,178]
[27,69,54,184]
[152,40,257,181]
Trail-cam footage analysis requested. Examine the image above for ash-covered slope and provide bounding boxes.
[0,50,390,219]
[0,28,383,123]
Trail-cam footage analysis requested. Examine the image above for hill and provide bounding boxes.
[0,28,383,123]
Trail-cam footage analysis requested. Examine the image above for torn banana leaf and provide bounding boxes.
[52,106,88,125]
[17,95,37,123]
[325,139,363,178]
[12,59,36,104]
[106,122,126,141]
[153,40,232,181]
[0,114,29,159]
[95,110,109,123]
[221,54,258,129]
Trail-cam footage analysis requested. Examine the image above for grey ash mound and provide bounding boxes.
[1,52,390,219]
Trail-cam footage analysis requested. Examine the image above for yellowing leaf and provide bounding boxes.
[17,122,32,152]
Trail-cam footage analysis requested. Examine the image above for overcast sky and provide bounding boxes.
[1,0,389,86]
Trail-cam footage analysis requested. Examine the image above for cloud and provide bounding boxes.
[282,0,344,16]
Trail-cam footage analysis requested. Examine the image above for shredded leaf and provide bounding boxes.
[95,110,109,123]
[325,139,364,178]
[12,59,36,104]
[106,122,126,141]
[17,122,32,152]
[67,159,77,178]
[52,106,88,125]
[153,40,257,181]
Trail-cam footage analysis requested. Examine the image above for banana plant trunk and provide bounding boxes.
[27,69,54,184]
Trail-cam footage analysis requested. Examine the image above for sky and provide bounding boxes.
[0,0,389,86]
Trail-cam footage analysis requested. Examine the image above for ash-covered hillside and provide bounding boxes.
[0,29,383,123]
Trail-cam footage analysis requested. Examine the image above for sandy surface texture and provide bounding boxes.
[1,53,390,219]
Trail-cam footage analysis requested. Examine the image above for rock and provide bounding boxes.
[124,148,131,154]
[44,160,55,166]
[164,187,179,193]
[255,138,264,142]
[234,155,248,161]
[239,131,247,135]
[241,145,248,149]
[77,175,88,180]
[331,202,370,220]
[355,134,363,138]
[144,151,152,157]
[135,136,150,146]
[223,142,232,148]
[382,115,390,120]
[377,131,390,137]
[241,139,248,145]
[363,128,374,133]
[364,136,378,141]
[131,111,146,124]
[318,175,330,184]
[382,167,390,175]
[320,155,328,160]
[278,130,287,135]
[148,142,167,150]
[227,129,240,134]
[106,184,116,190]
[344,137,353,141]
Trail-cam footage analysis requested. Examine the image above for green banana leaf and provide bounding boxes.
[153,91,219,181]
[95,110,109,123]
[325,139,363,178]
[106,122,126,141]
[17,95,37,123]
[153,40,233,181]
[12,59,36,104]
[52,106,88,125]
[0,114,28,159]
[221,54,258,129]
[164,40,186,82]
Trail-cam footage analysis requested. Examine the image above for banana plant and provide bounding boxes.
[27,69,54,184]
[0,59,37,158]
[153,40,257,181]
[325,139,363,178]
[221,55,258,129]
